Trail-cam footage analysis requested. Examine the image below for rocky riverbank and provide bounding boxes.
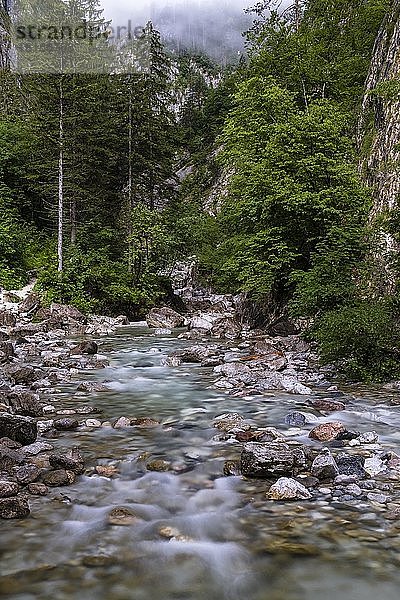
[0,288,128,519]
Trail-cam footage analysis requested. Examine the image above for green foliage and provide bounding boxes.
[212,76,369,304]
[311,301,400,382]
[36,245,161,317]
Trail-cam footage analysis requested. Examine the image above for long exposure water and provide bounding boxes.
[2,325,400,600]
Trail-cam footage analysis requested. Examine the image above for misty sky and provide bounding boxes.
[101,1,250,26]
[100,0,252,61]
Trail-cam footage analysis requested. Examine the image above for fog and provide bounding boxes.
[101,0,253,62]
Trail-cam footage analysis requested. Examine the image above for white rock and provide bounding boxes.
[364,456,386,476]
[268,477,312,501]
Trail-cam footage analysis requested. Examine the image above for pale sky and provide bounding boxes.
[101,0,249,27]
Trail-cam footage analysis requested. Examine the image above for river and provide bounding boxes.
[1,324,400,600]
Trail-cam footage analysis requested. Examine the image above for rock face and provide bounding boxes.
[268,477,312,501]
[240,443,307,478]
[0,413,37,445]
[358,0,400,289]
[146,307,185,329]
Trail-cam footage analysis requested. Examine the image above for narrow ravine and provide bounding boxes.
[2,324,400,600]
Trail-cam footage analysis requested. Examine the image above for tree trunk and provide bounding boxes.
[58,76,64,273]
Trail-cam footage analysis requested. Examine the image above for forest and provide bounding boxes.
[1,0,400,382]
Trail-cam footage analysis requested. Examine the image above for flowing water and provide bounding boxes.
[2,325,400,600]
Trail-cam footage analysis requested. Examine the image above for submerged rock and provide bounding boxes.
[213,412,251,433]
[146,459,171,472]
[107,506,138,526]
[42,469,75,487]
[268,477,312,500]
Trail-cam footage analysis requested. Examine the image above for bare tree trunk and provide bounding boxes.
[58,76,64,273]
[70,198,77,245]
[127,76,133,273]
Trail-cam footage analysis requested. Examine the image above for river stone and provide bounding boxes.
[146,307,185,329]
[54,418,79,431]
[0,311,17,327]
[5,364,40,385]
[0,481,19,497]
[0,413,37,445]
[335,453,366,478]
[27,482,49,496]
[240,443,307,478]
[309,399,346,412]
[358,431,379,444]
[49,448,85,474]
[146,459,171,472]
[311,449,339,480]
[95,465,119,477]
[42,469,75,486]
[107,506,137,526]
[367,492,390,504]
[0,330,10,341]
[0,496,30,519]
[268,477,312,500]
[309,422,346,442]
[346,483,362,496]
[15,464,41,485]
[71,340,98,355]
[77,381,109,393]
[132,417,160,427]
[85,419,102,428]
[213,412,251,432]
[285,412,307,427]
[364,456,386,476]
[6,391,43,417]
[223,460,241,476]
[113,416,132,429]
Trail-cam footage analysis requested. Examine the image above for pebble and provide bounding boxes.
[346,484,362,496]
[85,419,102,428]
[367,493,390,504]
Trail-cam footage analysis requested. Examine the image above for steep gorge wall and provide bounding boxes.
[359,0,400,217]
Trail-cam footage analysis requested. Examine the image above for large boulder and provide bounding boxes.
[4,364,41,385]
[0,311,16,327]
[50,303,86,323]
[18,292,41,315]
[146,307,185,329]
[240,442,307,478]
[0,413,37,445]
[5,391,43,417]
